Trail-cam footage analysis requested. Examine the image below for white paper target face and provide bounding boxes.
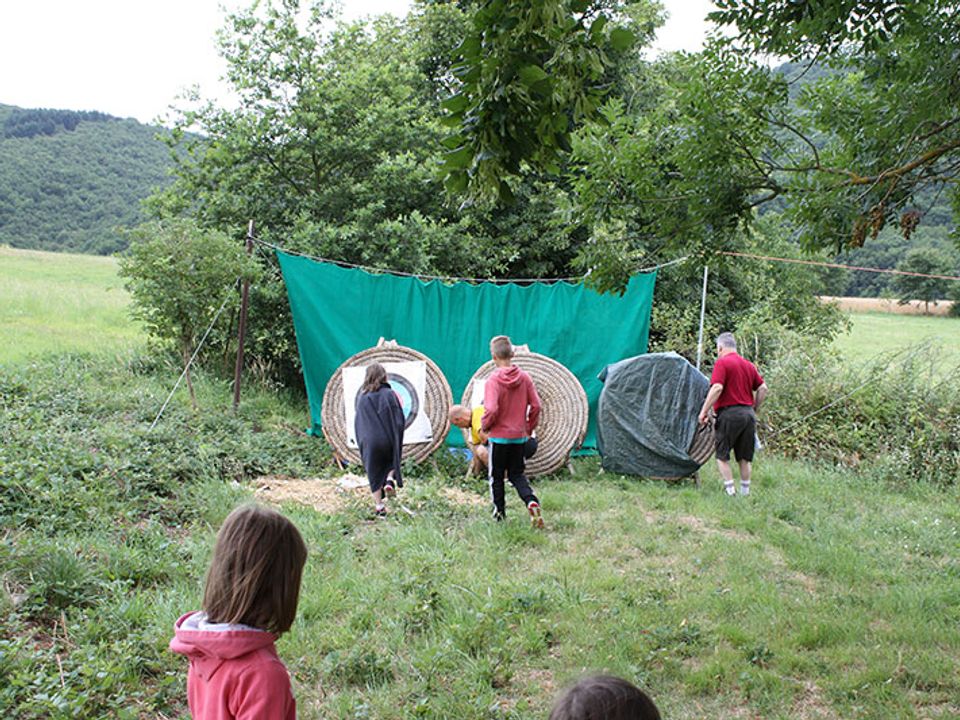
[470,379,486,410]
[343,360,432,448]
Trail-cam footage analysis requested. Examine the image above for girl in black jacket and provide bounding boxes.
[354,362,405,516]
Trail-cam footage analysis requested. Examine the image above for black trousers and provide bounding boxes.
[488,442,538,519]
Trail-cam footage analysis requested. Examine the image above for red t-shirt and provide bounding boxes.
[710,352,763,410]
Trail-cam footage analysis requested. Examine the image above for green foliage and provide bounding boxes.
[117,219,259,397]
[154,5,450,242]
[892,246,956,311]
[151,0,595,383]
[706,1,960,254]
[138,0,943,388]
[0,353,336,716]
[709,0,946,59]
[2,352,960,718]
[439,0,658,203]
[1,107,118,139]
[565,47,790,289]
[442,0,960,276]
[826,224,960,298]
[0,104,174,254]
[763,342,960,484]
[567,121,847,359]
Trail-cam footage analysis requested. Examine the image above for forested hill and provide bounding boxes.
[0,104,174,254]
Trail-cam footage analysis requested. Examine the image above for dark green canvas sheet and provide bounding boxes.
[277,250,656,450]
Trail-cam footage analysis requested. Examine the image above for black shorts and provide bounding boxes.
[715,405,756,462]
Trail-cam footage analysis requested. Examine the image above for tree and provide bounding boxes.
[442,0,960,268]
[439,0,660,203]
[705,0,960,253]
[118,219,260,408]
[146,0,846,387]
[0,113,172,254]
[150,0,595,383]
[891,247,955,313]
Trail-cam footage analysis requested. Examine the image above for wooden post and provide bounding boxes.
[232,220,254,412]
[696,265,709,372]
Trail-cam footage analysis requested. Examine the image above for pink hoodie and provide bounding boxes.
[170,611,296,720]
[481,364,541,439]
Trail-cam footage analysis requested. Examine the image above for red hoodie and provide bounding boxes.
[170,611,296,720]
[481,364,541,440]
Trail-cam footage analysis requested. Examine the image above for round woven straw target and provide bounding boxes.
[321,341,453,465]
[687,420,715,466]
[461,350,588,477]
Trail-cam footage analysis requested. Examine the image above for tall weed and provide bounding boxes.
[764,343,960,484]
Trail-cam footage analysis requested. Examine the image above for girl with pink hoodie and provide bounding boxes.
[170,504,308,719]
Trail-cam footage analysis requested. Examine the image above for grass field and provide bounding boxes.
[0,245,143,363]
[3,354,958,719]
[2,247,959,718]
[831,311,960,368]
[271,457,960,720]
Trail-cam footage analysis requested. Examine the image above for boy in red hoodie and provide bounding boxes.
[481,335,545,528]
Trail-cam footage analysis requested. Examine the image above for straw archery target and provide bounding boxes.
[321,341,452,465]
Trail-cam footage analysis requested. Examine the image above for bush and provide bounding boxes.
[0,353,337,717]
[763,343,960,485]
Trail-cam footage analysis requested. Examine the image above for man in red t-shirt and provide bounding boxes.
[698,332,768,496]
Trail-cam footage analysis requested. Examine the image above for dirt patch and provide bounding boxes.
[793,680,840,720]
[253,474,487,513]
[642,510,750,542]
[513,668,558,697]
[254,474,368,513]
[438,486,488,507]
[906,695,960,718]
[675,514,752,542]
[820,296,954,316]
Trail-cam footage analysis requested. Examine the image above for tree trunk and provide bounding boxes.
[182,346,198,411]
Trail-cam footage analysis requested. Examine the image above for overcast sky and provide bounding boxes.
[0,0,716,125]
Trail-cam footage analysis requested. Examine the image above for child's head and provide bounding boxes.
[361,362,388,393]
[549,675,661,720]
[448,404,472,428]
[490,335,514,361]
[202,504,308,635]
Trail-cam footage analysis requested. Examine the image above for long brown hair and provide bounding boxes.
[360,362,388,394]
[549,675,661,720]
[202,504,307,635]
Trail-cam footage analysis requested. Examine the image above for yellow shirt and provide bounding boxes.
[471,406,485,445]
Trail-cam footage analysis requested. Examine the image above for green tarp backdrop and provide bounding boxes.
[277,251,656,451]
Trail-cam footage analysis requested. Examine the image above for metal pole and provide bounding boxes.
[232,220,254,412]
[696,265,709,371]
